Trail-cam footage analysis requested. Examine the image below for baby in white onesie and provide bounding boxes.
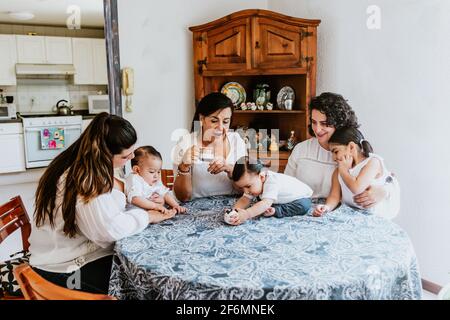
[126,146,186,215]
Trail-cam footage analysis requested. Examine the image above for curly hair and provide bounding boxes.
[308,92,360,136]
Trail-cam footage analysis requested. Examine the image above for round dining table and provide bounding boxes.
[108,196,422,300]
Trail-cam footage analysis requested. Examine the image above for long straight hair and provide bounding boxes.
[34,113,137,237]
[329,127,373,157]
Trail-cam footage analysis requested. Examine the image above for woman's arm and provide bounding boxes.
[76,193,150,247]
[339,158,381,195]
[173,165,193,201]
[172,145,199,201]
[353,175,399,215]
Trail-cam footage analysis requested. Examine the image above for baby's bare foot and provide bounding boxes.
[263,207,275,217]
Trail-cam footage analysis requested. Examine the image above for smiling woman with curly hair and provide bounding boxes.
[307,92,359,136]
[285,92,400,218]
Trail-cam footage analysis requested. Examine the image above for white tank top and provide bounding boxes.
[338,153,389,213]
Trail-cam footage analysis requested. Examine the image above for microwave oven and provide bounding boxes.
[0,104,17,119]
[88,95,109,114]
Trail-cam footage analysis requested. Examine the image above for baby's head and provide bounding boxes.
[328,127,373,162]
[232,156,266,197]
[131,146,162,186]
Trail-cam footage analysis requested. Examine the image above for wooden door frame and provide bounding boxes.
[103,0,122,116]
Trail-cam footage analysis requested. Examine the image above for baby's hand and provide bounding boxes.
[313,204,330,217]
[150,193,164,205]
[173,205,187,214]
[155,204,170,214]
[228,208,250,225]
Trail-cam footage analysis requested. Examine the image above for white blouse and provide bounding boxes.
[173,131,246,199]
[29,174,149,273]
[284,138,336,198]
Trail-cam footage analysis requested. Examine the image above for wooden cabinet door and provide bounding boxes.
[45,37,73,64]
[200,18,251,71]
[253,18,308,69]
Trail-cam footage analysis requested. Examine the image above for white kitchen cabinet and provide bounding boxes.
[0,123,25,174]
[0,35,17,85]
[16,35,73,64]
[92,39,108,84]
[16,35,46,64]
[82,119,92,132]
[72,38,94,84]
[72,38,107,85]
[45,37,73,64]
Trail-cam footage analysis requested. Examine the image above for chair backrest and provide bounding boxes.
[13,264,116,300]
[0,196,31,251]
[161,169,174,190]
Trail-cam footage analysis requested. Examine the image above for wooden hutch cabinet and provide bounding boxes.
[189,9,320,172]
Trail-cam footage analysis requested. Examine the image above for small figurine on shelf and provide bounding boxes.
[266,102,273,110]
[240,102,247,110]
[287,130,297,150]
[250,102,257,111]
[269,135,279,152]
[253,83,271,108]
[257,104,264,111]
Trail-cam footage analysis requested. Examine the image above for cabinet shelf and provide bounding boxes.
[234,110,305,114]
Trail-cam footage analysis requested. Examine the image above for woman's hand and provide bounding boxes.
[148,209,176,224]
[313,204,329,217]
[353,185,387,208]
[207,157,232,175]
[181,145,200,168]
[228,208,250,225]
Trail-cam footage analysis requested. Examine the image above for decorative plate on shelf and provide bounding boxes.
[221,82,246,106]
[276,86,295,110]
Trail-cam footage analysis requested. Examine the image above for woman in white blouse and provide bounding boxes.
[173,92,246,201]
[29,113,172,294]
[284,92,400,218]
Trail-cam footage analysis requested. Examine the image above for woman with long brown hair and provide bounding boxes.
[28,112,174,294]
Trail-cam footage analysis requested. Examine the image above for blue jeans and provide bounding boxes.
[273,198,311,218]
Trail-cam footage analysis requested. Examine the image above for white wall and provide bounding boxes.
[268,0,450,286]
[118,0,268,165]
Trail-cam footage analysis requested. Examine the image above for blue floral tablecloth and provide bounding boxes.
[108,196,422,300]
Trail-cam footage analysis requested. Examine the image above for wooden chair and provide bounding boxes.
[0,196,31,251]
[161,169,175,190]
[0,196,31,300]
[13,264,117,300]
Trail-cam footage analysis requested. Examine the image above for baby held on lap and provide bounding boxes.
[125,146,186,221]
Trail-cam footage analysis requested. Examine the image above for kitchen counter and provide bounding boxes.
[0,118,22,123]
[14,110,100,121]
